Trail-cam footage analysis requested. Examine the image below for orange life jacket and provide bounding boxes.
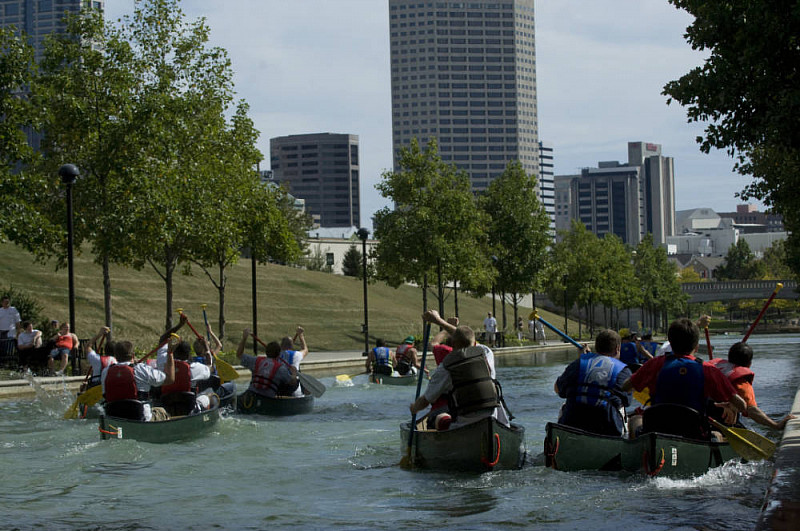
[160,360,192,395]
[104,363,138,402]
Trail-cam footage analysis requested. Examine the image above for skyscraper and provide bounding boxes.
[0,0,103,59]
[270,133,361,228]
[388,0,539,192]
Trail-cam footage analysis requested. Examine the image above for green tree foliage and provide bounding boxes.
[663,1,800,275]
[760,239,794,280]
[342,244,361,277]
[480,161,551,315]
[0,286,44,331]
[373,138,491,311]
[716,239,766,280]
[547,221,600,332]
[678,267,703,283]
[634,234,686,331]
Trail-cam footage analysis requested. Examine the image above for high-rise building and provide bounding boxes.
[538,140,554,232]
[388,0,539,193]
[0,0,103,59]
[555,142,675,246]
[270,133,360,228]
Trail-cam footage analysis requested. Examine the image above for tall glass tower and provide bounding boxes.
[388,0,539,192]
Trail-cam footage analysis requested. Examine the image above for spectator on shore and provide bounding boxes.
[48,322,79,376]
[0,296,21,339]
[16,321,42,351]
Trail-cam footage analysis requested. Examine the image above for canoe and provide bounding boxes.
[370,373,418,386]
[236,390,314,416]
[400,415,526,472]
[98,404,221,443]
[544,422,739,477]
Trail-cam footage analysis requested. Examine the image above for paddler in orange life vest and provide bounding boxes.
[84,326,116,390]
[707,341,795,430]
[100,339,175,422]
[237,328,299,398]
[395,336,420,376]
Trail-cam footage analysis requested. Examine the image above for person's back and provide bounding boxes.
[370,340,394,375]
[555,330,631,436]
[395,337,418,375]
[237,329,298,398]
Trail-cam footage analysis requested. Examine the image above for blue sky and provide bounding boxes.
[104,1,760,229]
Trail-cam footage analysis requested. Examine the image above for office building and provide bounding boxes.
[555,142,675,246]
[388,0,539,192]
[538,140,554,232]
[270,133,360,228]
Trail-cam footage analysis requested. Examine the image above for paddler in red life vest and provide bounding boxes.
[160,340,215,411]
[100,339,175,422]
[237,328,299,398]
[85,326,116,389]
[395,336,420,376]
[707,341,795,430]
[410,310,511,430]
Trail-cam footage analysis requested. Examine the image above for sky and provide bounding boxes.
[104,1,761,230]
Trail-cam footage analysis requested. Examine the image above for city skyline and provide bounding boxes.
[103,1,762,230]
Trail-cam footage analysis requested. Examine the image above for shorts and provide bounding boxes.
[50,347,70,359]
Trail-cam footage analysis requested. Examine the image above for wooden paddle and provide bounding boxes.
[400,322,431,469]
[742,283,783,342]
[250,331,326,398]
[708,417,776,461]
[704,326,713,360]
[177,308,239,384]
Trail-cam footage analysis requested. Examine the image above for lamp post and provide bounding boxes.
[59,164,80,337]
[357,227,370,357]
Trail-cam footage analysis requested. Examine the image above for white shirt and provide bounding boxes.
[87,348,117,376]
[17,329,41,348]
[483,316,497,333]
[0,306,21,336]
[655,341,672,356]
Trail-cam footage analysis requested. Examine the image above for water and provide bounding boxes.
[1,335,798,530]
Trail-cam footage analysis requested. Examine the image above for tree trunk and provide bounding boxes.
[422,273,428,314]
[102,253,113,340]
[165,262,174,330]
[437,259,444,316]
[454,280,459,318]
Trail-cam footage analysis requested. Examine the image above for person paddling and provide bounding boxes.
[237,328,299,399]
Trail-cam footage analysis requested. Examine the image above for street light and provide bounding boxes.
[357,227,370,357]
[59,163,80,341]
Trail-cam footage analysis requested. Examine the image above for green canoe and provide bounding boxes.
[544,422,739,477]
[98,404,221,443]
[370,373,418,385]
[401,416,526,472]
[236,390,314,416]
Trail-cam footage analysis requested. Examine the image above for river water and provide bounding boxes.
[1,334,797,530]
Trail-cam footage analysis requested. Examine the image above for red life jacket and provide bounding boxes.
[396,344,413,362]
[160,360,192,395]
[251,357,284,395]
[431,345,453,411]
[104,363,138,402]
[708,358,755,385]
[89,355,115,386]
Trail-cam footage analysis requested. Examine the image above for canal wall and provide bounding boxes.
[756,388,800,530]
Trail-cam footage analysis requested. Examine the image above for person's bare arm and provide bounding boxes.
[294,326,308,357]
[410,395,430,414]
[162,350,175,385]
[422,310,456,335]
[747,406,795,430]
[207,327,223,356]
[236,328,250,360]
[159,314,188,344]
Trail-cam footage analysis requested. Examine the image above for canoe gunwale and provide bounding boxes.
[98,405,221,443]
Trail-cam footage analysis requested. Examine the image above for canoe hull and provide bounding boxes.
[236,391,314,416]
[400,416,526,472]
[98,406,220,443]
[370,374,417,386]
[544,422,739,477]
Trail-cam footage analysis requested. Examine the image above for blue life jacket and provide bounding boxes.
[619,342,639,365]
[653,355,705,412]
[372,346,392,367]
[572,352,629,410]
[280,349,300,367]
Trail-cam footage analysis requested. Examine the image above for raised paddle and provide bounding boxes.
[742,283,784,342]
[704,326,713,361]
[531,311,584,350]
[177,309,239,384]
[400,322,431,469]
[63,330,108,419]
[250,331,326,398]
[708,417,776,461]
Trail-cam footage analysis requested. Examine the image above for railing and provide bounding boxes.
[681,280,797,302]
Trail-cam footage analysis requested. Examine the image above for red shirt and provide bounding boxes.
[629,354,737,403]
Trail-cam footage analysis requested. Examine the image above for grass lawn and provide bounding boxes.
[0,242,576,354]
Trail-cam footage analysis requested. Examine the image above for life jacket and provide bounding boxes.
[653,355,705,412]
[430,345,454,411]
[707,358,755,385]
[280,349,300,368]
[372,346,392,368]
[619,342,638,365]
[571,352,628,410]
[88,355,114,386]
[442,345,499,417]
[104,363,139,402]
[160,360,192,395]
[396,344,415,374]
[251,357,288,396]
[55,333,74,350]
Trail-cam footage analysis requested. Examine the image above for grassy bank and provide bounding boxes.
[0,242,575,352]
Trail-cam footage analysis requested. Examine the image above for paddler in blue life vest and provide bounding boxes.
[237,328,299,399]
[366,338,395,376]
[410,310,510,430]
[554,329,632,436]
[619,330,652,367]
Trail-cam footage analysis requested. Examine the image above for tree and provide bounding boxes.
[480,161,551,326]
[678,267,702,283]
[716,239,766,280]
[663,1,800,275]
[760,239,794,280]
[634,234,686,331]
[342,244,361,277]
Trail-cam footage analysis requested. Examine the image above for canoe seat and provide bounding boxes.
[105,399,146,421]
[160,392,197,417]
[642,403,709,440]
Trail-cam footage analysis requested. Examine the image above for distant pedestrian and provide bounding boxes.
[483,312,497,348]
[0,296,21,339]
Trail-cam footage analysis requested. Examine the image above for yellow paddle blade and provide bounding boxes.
[77,385,104,406]
[633,387,651,406]
[63,400,80,419]
[336,374,353,382]
[708,417,775,461]
[214,356,239,384]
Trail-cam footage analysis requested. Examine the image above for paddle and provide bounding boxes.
[250,331,326,398]
[400,322,431,469]
[742,283,783,342]
[531,311,584,350]
[336,372,364,384]
[64,329,108,419]
[177,308,239,384]
[704,326,713,360]
[708,417,776,461]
